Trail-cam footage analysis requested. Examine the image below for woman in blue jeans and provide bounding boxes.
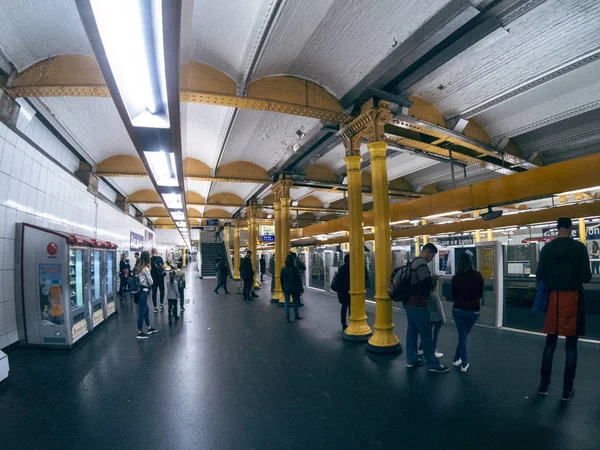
[451,253,484,372]
[136,251,158,339]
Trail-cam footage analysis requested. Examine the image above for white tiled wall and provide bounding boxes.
[0,118,151,350]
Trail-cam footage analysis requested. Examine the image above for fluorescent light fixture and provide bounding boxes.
[423,211,462,219]
[171,210,185,221]
[293,143,301,152]
[145,151,178,186]
[90,0,169,128]
[390,219,410,225]
[162,193,182,209]
[557,186,600,196]
[175,221,187,227]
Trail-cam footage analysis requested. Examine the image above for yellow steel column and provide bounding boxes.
[224,225,231,253]
[278,196,291,305]
[367,141,400,354]
[271,199,283,302]
[343,155,372,341]
[415,236,421,257]
[248,208,259,288]
[233,218,241,280]
[182,247,187,268]
[475,230,481,242]
[487,229,493,242]
[579,218,587,245]
[421,220,428,245]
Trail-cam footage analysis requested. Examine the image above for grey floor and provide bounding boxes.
[2,264,600,449]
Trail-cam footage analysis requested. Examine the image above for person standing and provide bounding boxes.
[404,243,449,373]
[240,251,255,301]
[214,229,222,242]
[336,254,351,331]
[537,217,592,402]
[280,254,303,323]
[214,257,230,294]
[150,249,166,313]
[118,253,127,297]
[259,254,266,282]
[418,279,446,358]
[175,263,186,311]
[451,253,484,373]
[136,251,158,339]
[590,241,599,275]
[165,269,180,324]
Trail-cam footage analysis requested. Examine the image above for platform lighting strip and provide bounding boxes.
[557,186,600,196]
[422,210,462,220]
[145,151,178,187]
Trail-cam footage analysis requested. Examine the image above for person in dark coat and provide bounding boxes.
[119,253,128,297]
[259,254,266,282]
[269,256,275,292]
[336,254,351,330]
[280,254,303,323]
[536,217,592,401]
[214,257,230,294]
[240,251,255,301]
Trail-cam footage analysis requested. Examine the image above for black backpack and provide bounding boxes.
[127,273,142,294]
[387,261,415,302]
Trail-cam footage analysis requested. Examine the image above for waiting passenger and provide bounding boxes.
[404,243,449,373]
[150,248,166,313]
[176,263,186,311]
[214,257,230,294]
[260,254,266,282]
[537,217,591,402]
[334,255,370,331]
[418,279,445,358]
[165,269,180,324]
[280,254,303,323]
[240,251,255,301]
[136,251,158,339]
[451,253,484,373]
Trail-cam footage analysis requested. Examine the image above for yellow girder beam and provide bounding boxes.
[301,151,600,238]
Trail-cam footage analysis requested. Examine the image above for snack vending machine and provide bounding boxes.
[89,248,105,329]
[15,223,117,348]
[102,246,118,318]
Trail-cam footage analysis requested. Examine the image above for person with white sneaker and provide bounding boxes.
[418,279,446,359]
[451,253,484,373]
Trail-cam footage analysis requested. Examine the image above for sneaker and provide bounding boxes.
[460,363,470,373]
[435,351,444,358]
[417,349,424,356]
[225,291,230,294]
[295,316,303,320]
[561,389,575,402]
[146,327,158,334]
[159,305,164,311]
[136,332,149,339]
[407,358,425,368]
[428,365,450,373]
[153,308,158,313]
[181,307,185,311]
[538,385,549,396]
[452,358,462,367]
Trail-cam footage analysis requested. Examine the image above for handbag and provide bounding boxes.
[532,279,548,313]
[330,272,339,292]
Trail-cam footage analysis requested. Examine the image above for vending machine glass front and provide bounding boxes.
[91,250,102,300]
[69,249,85,309]
[106,251,114,294]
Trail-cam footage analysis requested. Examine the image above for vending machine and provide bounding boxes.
[15,223,117,349]
[101,244,118,318]
[89,248,105,329]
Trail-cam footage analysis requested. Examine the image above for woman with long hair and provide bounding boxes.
[136,251,158,339]
[451,253,484,372]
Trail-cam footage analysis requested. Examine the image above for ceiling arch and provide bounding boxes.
[217,161,269,180]
[407,95,447,128]
[127,189,161,203]
[304,164,337,183]
[203,208,231,218]
[180,60,236,95]
[208,192,244,205]
[145,207,169,217]
[187,208,203,218]
[97,155,146,177]
[186,191,207,205]
[297,195,323,208]
[183,158,212,178]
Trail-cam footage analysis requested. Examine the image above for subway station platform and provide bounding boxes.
[2,266,600,450]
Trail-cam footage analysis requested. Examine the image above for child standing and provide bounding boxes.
[418,280,446,358]
[176,263,186,311]
[165,269,180,324]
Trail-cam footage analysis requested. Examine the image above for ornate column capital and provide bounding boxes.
[272,176,293,200]
[339,98,393,157]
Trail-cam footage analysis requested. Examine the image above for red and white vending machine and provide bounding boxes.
[15,223,118,349]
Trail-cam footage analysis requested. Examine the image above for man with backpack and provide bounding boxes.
[393,243,449,373]
[150,248,166,313]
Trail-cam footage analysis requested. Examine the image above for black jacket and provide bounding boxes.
[259,258,266,273]
[537,237,591,291]
[119,260,127,276]
[336,263,351,303]
[240,257,254,280]
[281,265,303,294]
[150,256,165,281]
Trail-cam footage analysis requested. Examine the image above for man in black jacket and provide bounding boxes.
[150,248,166,313]
[259,254,266,282]
[240,251,255,301]
[537,217,592,401]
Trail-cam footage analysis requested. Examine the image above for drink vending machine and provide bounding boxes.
[15,223,118,349]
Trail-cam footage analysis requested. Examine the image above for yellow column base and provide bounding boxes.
[271,277,283,303]
[343,289,372,342]
[366,297,401,354]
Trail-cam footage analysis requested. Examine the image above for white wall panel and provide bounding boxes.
[184,103,234,167]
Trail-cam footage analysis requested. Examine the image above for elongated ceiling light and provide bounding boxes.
[163,193,183,209]
[90,0,169,128]
[171,210,185,221]
[557,186,600,196]
[422,211,462,220]
[144,151,177,186]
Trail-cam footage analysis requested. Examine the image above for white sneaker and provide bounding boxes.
[417,349,424,356]
[435,351,444,358]
[460,363,470,373]
[452,358,462,367]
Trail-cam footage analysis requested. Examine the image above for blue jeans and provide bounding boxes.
[405,305,438,368]
[137,290,150,331]
[284,291,300,321]
[452,308,479,367]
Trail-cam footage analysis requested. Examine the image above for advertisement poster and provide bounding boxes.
[480,247,495,279]
[39,264,64,325]
[455,247,477,271]
[145,231,154,250]
[130,231,144,252]
[437,249,452,275]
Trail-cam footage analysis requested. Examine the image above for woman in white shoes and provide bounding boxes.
[451,253,484,372]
